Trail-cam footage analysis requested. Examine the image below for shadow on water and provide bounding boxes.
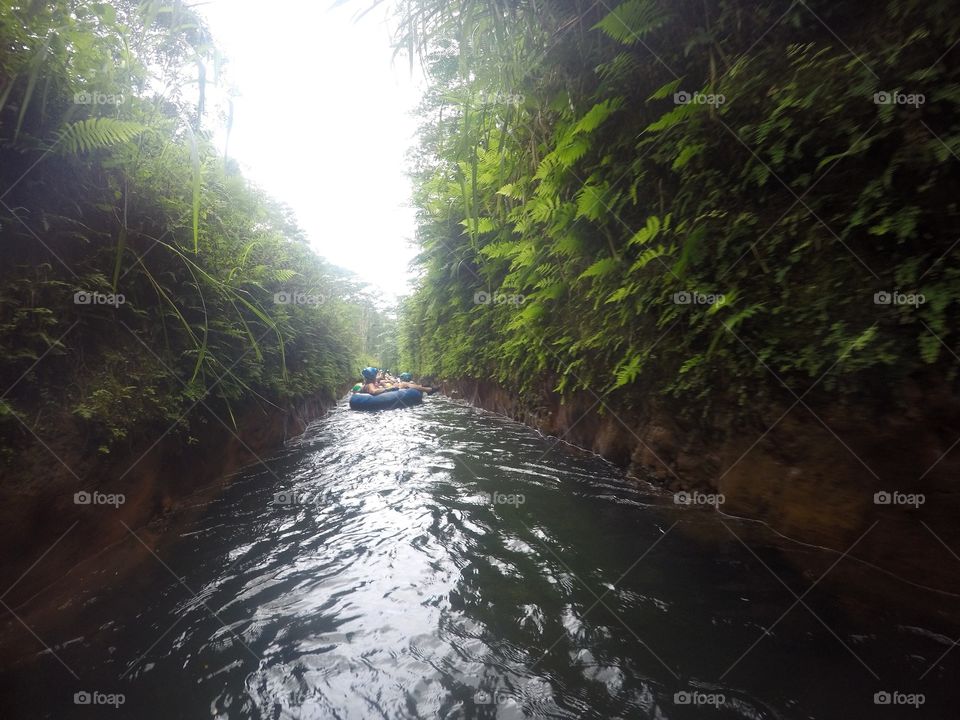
[1,396,957,718]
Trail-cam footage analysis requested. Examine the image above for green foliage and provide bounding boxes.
[56,118,146,154]
[396,0,960,417]
[0,0,368,458]
[593,0,671,45]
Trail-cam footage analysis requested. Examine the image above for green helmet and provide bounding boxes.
[399,372,412,382]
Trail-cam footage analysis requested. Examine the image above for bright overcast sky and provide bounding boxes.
[196,0,424,301]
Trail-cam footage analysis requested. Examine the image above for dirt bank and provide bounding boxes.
[0,390,337,609]
[440,376,960,603]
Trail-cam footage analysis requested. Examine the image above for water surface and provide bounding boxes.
[1,396,956,718]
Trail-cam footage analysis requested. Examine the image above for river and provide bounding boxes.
[1,395,956,718]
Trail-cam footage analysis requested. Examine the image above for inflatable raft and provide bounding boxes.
[349,388,423,411]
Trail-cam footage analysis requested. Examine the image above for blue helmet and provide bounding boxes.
[361,367,378,381]
[399,372,412,381]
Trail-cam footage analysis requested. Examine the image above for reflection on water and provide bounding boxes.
[1,396,957,718]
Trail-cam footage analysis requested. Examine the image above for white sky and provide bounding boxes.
[196,0,424,301]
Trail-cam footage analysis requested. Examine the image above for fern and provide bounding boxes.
[628,216,661,246]
[56,118,145,154]
[554,136,592,168]
[612,352,644,389]
[645,103,697,133]
[648,78,683,101]
[592,0,670,45]
[579,257,620,281]
[459,216,496,234]
[629,245,668,272]
[574,182,610,221]
[273,268,298,283]
[572,98,623,135]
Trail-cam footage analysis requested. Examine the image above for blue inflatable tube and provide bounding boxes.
[349,388,423,411]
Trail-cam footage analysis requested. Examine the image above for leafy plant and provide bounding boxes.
[395,0,960,420]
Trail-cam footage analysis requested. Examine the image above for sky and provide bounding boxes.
[196,0,424,301]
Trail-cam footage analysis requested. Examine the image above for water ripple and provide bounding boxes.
[4,396,957,719]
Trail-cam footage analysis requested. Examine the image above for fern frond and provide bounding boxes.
[56,118,145,154]
[593,0,670,45]
[574,182,611,221]
[573,98,623,135]
[578,257,620,280]
[273,268,298,283]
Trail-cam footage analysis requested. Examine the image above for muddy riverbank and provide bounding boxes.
[0,389,339,610]
[440,377,960,604]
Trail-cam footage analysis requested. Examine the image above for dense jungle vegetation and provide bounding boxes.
[3,0,958,468]
[0,0,394,462]
[396,0,960,418]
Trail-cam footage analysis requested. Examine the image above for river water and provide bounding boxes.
[1,396,957,718]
